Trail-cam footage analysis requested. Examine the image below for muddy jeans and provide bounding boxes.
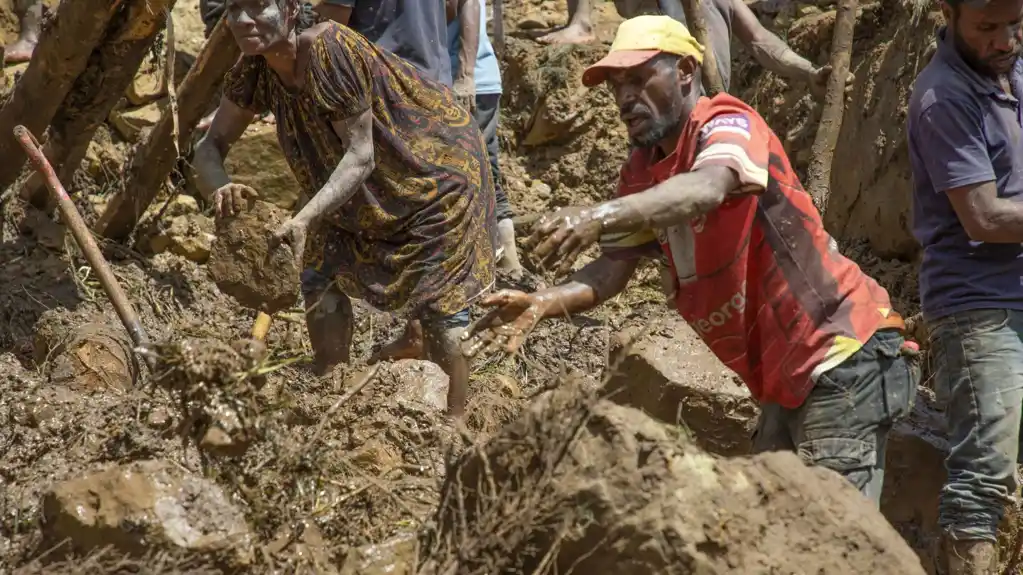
[474,93,513,222]
[752,329,918,506]
[930,309,1023,543]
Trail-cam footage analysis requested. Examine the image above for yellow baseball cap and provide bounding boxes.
[582,15,705,87]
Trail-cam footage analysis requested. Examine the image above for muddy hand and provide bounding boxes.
[453,76,476,114]
[214,183,259,218]
[526,206,602,278]
[810,65,856,100]
[461,290,548,358]
[271,216,309,271]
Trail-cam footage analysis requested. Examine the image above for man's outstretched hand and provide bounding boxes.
[527,206,603,277]
[461,289,549,358]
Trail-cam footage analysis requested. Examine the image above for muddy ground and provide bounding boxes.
[0,0,981,573]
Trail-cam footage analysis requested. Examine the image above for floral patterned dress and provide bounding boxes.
[224,22,496,319]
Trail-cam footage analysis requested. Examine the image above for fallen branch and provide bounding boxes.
[21,0,176,209]
[96,15,241,240]
[805,0,857,215]
[0,0,117,191]
[679,0,725,96]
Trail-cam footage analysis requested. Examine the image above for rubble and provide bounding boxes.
[41,459,252,560]
[421,382,928,574]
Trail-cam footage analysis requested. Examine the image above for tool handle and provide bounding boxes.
[13,126,152,351]
[251,312,272,341]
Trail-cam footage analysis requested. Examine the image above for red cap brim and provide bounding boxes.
[581,50,662,87]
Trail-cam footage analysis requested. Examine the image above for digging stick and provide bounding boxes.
[13,126,152,352]
[679,0,725,95]
[805,0,857,214]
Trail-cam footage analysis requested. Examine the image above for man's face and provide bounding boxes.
[945,0,1023,76]
[226,0,292,55]
[607,55,694,148]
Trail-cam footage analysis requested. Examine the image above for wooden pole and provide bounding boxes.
[21,0,176,209]
[96,16,241,240]
[0,0,121,191]
[679,0,725,96]
[805,0,857,215]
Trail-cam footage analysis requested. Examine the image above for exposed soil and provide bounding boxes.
[0,0,983,573]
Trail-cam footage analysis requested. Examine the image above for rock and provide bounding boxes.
[339,533,416,575]
[82,127,126,181]
[423,383,927,574]
[604,317,757,456]
[148,213,216,263]
[42,460,252,559]
[126,44,168,106]
[208,199,299,313]
[385,359,449,414]
[268,521,336,572]
[517,13,549,30]
[224,123,303,210]
[34,315,137,391]
[162,193,201,218]
[109,100,166,141]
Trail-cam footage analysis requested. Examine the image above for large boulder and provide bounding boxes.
[599,319,968,574]
[420,382,927,574]
[604,318,757,456]
[42,459,252,560]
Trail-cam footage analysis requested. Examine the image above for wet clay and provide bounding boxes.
[208,199,299,314]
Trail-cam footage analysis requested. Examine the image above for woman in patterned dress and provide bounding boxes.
[193,0,496,417]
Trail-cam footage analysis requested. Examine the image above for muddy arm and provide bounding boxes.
[730,0,816,84]
[594,165,738,235]
[194,98,255,202]
[536,256,641,318]
[292,108,375,225]
[456,0,481,82]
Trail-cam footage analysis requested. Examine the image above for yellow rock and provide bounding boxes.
[109,100,167,141]
[224,123,303,210]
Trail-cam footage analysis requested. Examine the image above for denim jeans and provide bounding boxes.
[930,308,1023,542]
[474,93,514,222]
[752,329,918,506]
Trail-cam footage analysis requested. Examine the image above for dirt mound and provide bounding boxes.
[499,39,628,214]
[208,199,299,314]
[736,0,935,262]
[419,381,927,574]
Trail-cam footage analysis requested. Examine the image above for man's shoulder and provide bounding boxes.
[909,58,979,120]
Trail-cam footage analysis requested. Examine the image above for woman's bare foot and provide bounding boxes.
[370,320,424,363]
[537,23,595,45]
[3,39,36,64]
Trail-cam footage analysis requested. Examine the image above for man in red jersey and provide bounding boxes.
[462,15,918,506]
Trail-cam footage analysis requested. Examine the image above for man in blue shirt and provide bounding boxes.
[315,0,453,87]
[907,0,1023,572]
[447,0,522,277]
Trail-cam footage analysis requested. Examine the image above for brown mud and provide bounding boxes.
[208,199,299,314]
[0,0,995,573]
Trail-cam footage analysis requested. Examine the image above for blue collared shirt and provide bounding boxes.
[908,27,1023,320]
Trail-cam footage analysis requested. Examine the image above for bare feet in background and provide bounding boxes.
[537,22,596,44]
[3,0,43,65]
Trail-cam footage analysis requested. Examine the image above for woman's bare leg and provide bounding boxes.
[371,319,425,363]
